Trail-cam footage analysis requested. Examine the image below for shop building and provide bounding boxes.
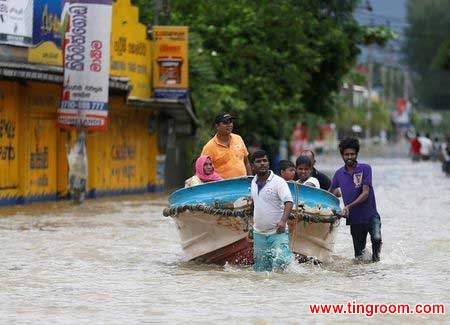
[0,0,196,206]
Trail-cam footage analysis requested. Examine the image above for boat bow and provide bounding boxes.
[164,176,343,264]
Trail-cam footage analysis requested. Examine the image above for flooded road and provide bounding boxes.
[1,144,449,323]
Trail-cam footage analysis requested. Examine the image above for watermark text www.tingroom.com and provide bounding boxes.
[309,301,445,317]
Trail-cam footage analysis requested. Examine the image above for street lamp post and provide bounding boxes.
[366,42,374,142]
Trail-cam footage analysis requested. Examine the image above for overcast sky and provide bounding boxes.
[355,0,408,65]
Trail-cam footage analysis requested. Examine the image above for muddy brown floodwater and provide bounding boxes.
[0,146,449,323]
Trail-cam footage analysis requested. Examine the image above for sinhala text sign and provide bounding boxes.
[57,0,112,131]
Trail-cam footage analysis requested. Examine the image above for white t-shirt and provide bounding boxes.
[251,171,293,233]
[418,137,433,156]
[298,176,320,188]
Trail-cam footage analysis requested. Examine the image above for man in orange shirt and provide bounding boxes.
[201,113,252,179]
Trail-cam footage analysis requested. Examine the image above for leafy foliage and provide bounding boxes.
[404,0,450,110]
[432,41,450,71]
[137,0,361,155]
[362,25,398,46]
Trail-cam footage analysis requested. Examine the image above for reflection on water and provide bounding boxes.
[0,151,449,323]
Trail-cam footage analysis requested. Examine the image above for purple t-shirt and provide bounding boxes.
[330,163,378,225]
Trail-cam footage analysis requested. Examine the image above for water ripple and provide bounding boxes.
[1,154,449,323]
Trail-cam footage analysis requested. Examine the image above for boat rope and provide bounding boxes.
[289,211,340,224]
[163,204,251,219]
[163,204,343,224]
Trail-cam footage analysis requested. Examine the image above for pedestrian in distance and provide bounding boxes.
[409,133,421,162]
[278,159,296,181]
[432,136,440,161]
[201,112,252,179]
[250,150,294,272]
[185,155,222,187]
[441,135,450,175]
[329,137,382,263]
[418,133,433,161]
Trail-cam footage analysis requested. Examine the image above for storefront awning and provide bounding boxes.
[0,61,130,91]
[127,96,199,126]
[0,61,198,127]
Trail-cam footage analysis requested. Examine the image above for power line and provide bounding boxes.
[354,9,407,23]
[356,17,409,28]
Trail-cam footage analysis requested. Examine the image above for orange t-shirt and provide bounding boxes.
[201,133,249,179]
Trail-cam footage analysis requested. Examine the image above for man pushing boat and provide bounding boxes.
[329,137,382,263]
[250,150,294,272]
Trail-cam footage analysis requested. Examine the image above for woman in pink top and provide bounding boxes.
[185,155,222,187]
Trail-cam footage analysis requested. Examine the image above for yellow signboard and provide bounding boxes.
[152,26,188,99]
[28,41,63,66]
[28,0,63,66]
[110,0,152,100]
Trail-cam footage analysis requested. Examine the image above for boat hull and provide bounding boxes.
[173,209,253,264]
[288,220,338,262]
[194,237,253,265]
[167,177,341,265]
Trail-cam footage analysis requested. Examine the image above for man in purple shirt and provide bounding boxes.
[329,138,382,262]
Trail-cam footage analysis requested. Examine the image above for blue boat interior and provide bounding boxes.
[169,176,341,212]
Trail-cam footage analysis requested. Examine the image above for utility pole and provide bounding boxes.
[403,66,410,100]
[403,65,413,132]
[154,0,163,25]
[365,22,374,142]
[362,0,374,142]
[389,66,395,105]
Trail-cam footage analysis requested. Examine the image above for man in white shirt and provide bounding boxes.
[418,133,433,160]
[250,150,294,272]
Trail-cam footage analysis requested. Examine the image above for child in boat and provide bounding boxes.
[295,156,319,188]
[185,155,222,187]
[278,159,296,181]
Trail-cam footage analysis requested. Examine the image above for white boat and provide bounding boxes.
[163,176,342,265]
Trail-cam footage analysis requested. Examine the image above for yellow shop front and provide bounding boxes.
[0,0,196,206]
[0,75,160,205]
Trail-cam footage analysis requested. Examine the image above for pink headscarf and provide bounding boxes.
[195,155,222,182]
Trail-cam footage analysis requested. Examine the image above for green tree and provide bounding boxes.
[404,0,450,110]
[138,0,362,155]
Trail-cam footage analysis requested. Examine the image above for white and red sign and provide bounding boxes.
[58,0,112,131]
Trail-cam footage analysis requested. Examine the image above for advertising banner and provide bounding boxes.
[28,0,63,65]
[152,26,188,100]
[110,0,152,100]
[57,0,112,131]
[0,0,33,46]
